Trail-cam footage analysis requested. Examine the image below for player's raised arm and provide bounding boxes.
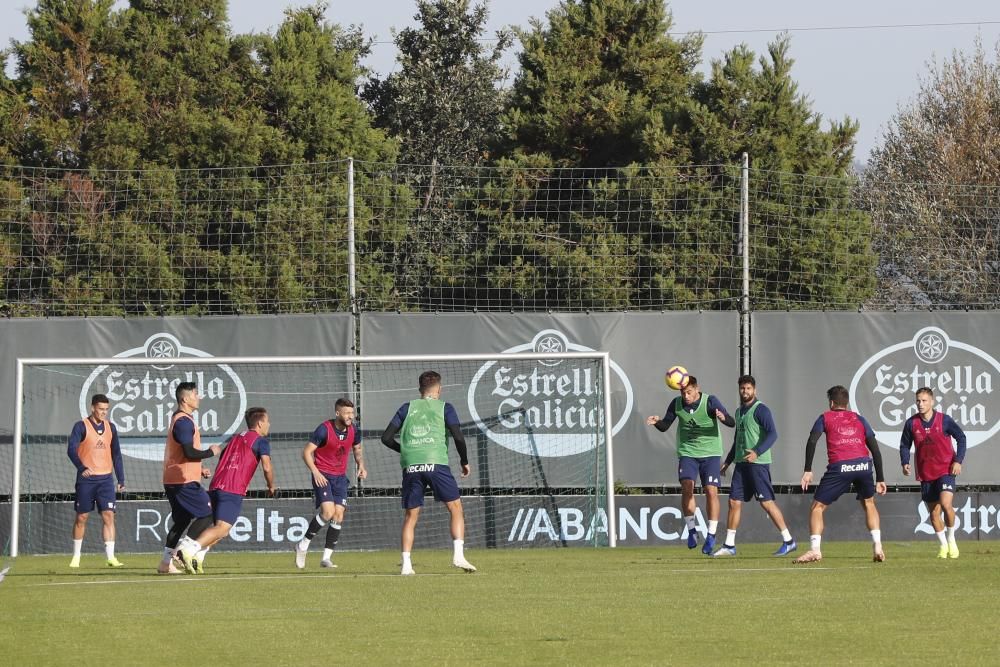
[646,400,678,432]
[708,395,736,428]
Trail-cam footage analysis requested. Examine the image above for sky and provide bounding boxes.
[2,0,999,162]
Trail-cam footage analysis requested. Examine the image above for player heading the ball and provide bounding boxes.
[381,370,476,575]
[647,374,735,554]
[296,398,367,570]
[899,387,966,559]
[67,394,126,568]
[795,385,886,564]
[178,407,277,572]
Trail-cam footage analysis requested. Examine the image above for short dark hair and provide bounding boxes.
[737,375,756,387]
[419,371,442,395]
[916,386,934,399]
[91,394,110,406]
[335,397,355,410]
[245,407,268,429]
[175,381,197,405]
[684,375,698,388]
[827,385,849,407]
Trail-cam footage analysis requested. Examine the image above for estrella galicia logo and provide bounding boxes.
[79,333,248,461]
[849,326,1000,451]
[466,329,634,457]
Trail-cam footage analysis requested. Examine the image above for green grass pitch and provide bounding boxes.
[2,542,998,666]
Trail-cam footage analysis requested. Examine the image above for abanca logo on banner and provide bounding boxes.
[849,326,1000,451]
[466,329,633,457]
[79,333,248,461]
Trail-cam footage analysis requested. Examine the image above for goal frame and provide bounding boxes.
[10,353,617,556]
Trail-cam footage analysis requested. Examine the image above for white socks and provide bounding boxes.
[104,541,115,560]
[780,529,792,543]
[707,520,719,535]
[810,534,822,552]
[72,539,83,558]
[946,525,957,543]
[401,552,412,568]
[453,539,465,560]
[683,515,696,531]
[724,529,737,547]
[322,548,334,561]
[936,530,948,547]
[870,529,882,548]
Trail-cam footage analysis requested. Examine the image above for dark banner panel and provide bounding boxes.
[362,313,740,487]
[753,313,1000,484]
[4,493,999,554]
[0,315,355,494]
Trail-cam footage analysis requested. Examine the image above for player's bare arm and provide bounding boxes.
[302,442,327,487]
[353,443,367,479]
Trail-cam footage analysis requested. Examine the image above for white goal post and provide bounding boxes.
[9,353,617,557]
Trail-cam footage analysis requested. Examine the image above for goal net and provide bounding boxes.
[7,354,616,556]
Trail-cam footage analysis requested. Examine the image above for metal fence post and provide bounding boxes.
[740,153,750,376]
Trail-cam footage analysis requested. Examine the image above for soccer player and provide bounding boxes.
[899,387,966,559]
[646,375,735,554]
[158,381,220,575]
[295,398,368,569]
[713,375,796,557]
[178,407,277,571]
[380,370,476,575]
[794,385,887,564]
[67,394,126,568]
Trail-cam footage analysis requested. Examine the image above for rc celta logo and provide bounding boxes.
[466,329,634,457]
[849,326,1000,451]
[79,333,248,461]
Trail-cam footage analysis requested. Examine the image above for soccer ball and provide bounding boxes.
[665,366,689,390]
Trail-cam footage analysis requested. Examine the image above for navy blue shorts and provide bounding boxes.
[210,489,244,525]
[814,458,876,505]
[164,482,213,525]
[401,464,460,509]
[678,456,722,488]
[74,475,116,514]
[921,475,957,504]
[729,463,775,502]
[313,472,349,507]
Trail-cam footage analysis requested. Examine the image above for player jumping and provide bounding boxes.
[900,387,966,558]
[381,370,475,575]
[67,394,126,568]
[295,398,367,569]
[714,375,796,557]
[794,385,886,564]
[647,375,735,554]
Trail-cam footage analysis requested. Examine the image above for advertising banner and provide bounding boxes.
[4,492,999,554]
[753,313,1000,484]
[0,315,356,494]
[361,313,740,487]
